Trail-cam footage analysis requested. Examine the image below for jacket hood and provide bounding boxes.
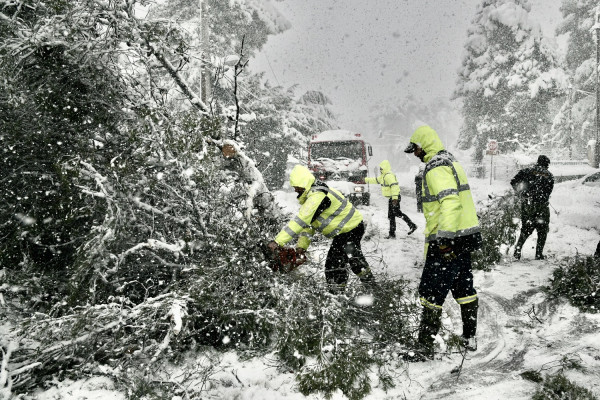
[379,160,392,174]
[289,165,316,204]
[408,125,445,162]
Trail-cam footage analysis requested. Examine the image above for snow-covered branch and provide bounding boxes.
[209,138,282,220]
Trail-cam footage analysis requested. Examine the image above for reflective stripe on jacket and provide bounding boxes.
[365,159,400,199]
[409,126,480,256]
[275,165,363,249]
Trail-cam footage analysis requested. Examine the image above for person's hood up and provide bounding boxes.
[379,159,392,174]
[406,125,445,162]
[289,164,315,204]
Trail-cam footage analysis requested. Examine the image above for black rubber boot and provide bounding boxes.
[460,298,478,339]
[407,223,417,235]
[400,213,417,235]
[513,241,524,260]
[535,230,548,260]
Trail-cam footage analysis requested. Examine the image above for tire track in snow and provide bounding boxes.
[420,285,543,399]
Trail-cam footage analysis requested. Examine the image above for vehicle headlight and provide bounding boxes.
[354,186,364,193]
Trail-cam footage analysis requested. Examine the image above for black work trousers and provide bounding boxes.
[388,198,415,235]
[324,222,373,287]
[418,244,478,341]
[418,245,477,308]
[515,203,550,257]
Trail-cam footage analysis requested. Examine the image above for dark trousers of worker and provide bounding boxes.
[324,222,374,289]
[417,245,478,350]
[388,198,416,236]
[515,204,550,258]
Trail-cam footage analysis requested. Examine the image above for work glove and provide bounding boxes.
[437,243,456,261]
[295,247,308,266]
[392,199,399,206]
[267,240,279,252]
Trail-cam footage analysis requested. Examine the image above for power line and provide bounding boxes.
[262,50,281,87]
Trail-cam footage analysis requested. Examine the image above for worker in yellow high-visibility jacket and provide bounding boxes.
[403,124,482,361]
[268,165,375,291]
[366,159,417,238]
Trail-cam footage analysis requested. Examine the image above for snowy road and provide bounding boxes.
[357,176,600,400]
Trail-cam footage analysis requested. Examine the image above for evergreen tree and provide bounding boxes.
[454,0,567,166]
[289,89,338,138]
[550,0,598,158]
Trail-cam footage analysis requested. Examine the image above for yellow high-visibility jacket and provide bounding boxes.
[275,165,363,250]
[408,126,481,256]
[365,160,400,200]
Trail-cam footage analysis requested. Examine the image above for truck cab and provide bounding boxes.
[307,130,373,205]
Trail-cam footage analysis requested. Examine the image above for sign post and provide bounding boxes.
[486,139,499,184]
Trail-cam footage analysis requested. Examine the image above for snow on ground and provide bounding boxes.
[16,168,600,399]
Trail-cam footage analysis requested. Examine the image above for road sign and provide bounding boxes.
[486,140,499,184]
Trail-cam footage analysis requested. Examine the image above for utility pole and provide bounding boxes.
[595,7,600,167]
[567,84,574,159]
[199,0,211,106]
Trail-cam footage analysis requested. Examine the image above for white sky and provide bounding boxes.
[251,0,565,133]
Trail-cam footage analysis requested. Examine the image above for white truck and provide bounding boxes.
[307,130,373,205]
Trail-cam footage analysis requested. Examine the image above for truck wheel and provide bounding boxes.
[362,193,370,206]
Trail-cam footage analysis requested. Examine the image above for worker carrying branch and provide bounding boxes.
[510,155,554,260]
[268,165,376,292]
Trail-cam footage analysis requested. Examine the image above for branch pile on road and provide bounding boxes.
[546,254,600,313]
[472,191,520,270]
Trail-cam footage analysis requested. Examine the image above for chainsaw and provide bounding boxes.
[260,240,307,273]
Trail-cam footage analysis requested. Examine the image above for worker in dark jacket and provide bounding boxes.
[366,160,417,238]
[511,155,554,260]
[403,124,482,361]
[268,165,375,292]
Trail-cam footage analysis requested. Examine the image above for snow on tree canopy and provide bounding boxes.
[454,0,567,158]
[243,0,291,34]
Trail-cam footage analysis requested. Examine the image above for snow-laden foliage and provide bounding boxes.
[532,373,598,400]
[454,0,568,165]
[0,1,422,399]
[290,90,339,138]
[145,1,334,190]
[550,0,599,158]
[471,190,520,270]
[547,254,600,313]
[148,0,288,59]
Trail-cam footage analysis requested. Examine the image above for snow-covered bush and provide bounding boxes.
[472,191,520,270]
[532,373,597,400]
[291,279,417,400]
[546,255,600,313]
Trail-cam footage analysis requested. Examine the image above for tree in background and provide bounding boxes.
[290,90,338,136]
[550,0,598,159]
[454,0,567,168]
[147,0,317,190]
